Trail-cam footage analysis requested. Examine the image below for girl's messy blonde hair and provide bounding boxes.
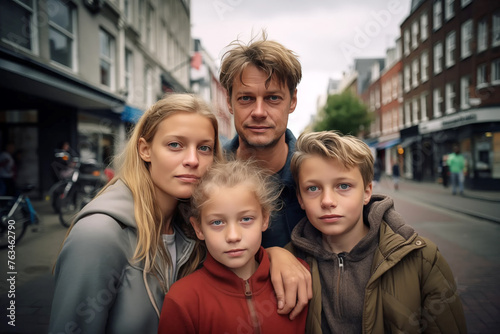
[190,159,283,224]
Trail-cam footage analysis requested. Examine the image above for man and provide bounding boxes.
[219,32,307,248]
[448,144,466,195]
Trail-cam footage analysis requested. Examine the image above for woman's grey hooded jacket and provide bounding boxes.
[48,180,197,334]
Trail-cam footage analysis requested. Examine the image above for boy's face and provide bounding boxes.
[296,155,372,247]
[190,183,269,280]
[227,64,297,150]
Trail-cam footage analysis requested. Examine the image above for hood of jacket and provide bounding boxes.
[74,179,137,229]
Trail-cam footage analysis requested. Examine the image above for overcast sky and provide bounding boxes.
[191,0,412,136]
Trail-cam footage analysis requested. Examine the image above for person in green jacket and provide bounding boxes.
[286,130,467,333]
[447,144,466,195]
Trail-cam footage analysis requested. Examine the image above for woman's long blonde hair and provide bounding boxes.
[63,93,223,283]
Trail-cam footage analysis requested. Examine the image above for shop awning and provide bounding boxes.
[376,138,400,149]
[121,105,144,123]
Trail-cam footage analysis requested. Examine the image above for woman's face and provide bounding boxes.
[139,112,216,205]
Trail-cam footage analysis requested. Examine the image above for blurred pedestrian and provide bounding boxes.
[448,144,466,195]
[0,142,16,196]
[440,154,449,188]
[392,161,400,191]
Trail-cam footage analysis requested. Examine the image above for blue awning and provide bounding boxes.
[121,105,144,123]
[376,138,401,149]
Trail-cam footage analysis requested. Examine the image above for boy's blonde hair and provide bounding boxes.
[291,131,374,188]
[219,30,302,98]
[190,159,282,223]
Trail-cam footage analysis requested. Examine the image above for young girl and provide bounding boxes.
[158,159,308,333]
[49,94,223,333]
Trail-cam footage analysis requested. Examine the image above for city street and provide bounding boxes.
[1,177,499,333]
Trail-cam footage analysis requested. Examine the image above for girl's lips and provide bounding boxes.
[225,249,245,257]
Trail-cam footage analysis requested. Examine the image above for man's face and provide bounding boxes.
[227,64,297,149]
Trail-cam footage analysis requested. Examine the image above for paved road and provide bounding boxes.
[0,177,499,333]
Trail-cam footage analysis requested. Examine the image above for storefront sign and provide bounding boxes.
[419,108,500,134]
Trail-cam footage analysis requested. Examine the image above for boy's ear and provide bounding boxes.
[296,189,305,210]
[190,217,205,241]
[138,138,151,162]
[363,182,373,205]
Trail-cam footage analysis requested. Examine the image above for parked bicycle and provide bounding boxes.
[0,185,41,249]
[51,155,108,227]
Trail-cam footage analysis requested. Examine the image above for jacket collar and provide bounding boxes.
[201,246,270,295]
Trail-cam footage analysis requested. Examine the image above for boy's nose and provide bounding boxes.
[321,189,337,208]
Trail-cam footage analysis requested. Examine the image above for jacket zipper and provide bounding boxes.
[336,252,346,317]
[245,280,261,334]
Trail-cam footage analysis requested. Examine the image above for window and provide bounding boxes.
[445,0,455,21]
[404,29,410,56]
[99,29,115,88]
[49,0,76,69]
[492,58,500,85]
[392,76,398,100]
[421,51,429,82]
[445,82,456,114]
[461,20,473,59]
[433,1,442,31]
[477,63,487,87]
[445,31,456,68]
[433,88,443,117]
[412,21,419,50]
[434,42,443,74]
[412,59,419,88]
[421,13,429,41]
[477,18,488,53]
[460,75,470,109]
[125,49,133,98]
[412,98,419,125]
[405,101,411,127]
[146,4,155,50]
[420,94,428,121]
[404,65,411,92]
[0,0,37,52]
[145,65,154,106]
[493,11,500,47]
[461,0,472,7]
[124,0,132,22]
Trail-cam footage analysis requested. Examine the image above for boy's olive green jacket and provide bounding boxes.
[286,195,467,334]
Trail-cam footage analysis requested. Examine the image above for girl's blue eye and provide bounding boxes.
[241,217,253,223]
[168,142,181,149]
[211,220,223,226]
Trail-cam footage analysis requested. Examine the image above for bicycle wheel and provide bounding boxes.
[59,189,83,227]
[0,206,29,249]
[51,182,67,213]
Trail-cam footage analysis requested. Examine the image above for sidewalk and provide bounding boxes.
[375,175,500,224]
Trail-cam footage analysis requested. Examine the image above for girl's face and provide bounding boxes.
[139,112,215,207]
[191,183,269,280]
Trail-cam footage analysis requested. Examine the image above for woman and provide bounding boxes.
[49,94,223,333]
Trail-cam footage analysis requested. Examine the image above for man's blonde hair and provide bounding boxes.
[219,31,302,98]
[291,131,374,188]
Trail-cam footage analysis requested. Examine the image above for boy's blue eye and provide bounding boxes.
[241,217,253,223]
[339,184,350,190]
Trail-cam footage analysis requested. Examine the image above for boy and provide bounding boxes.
[287,131,467,333]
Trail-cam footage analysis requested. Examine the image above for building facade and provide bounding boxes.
[0,0,193,196]
[401,0,500,189]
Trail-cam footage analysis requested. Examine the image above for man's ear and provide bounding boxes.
[289,89,298,114]
[138,138,151,162]
[190,217,205,241]
[364,182,373,205]
[226,94,234,115]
